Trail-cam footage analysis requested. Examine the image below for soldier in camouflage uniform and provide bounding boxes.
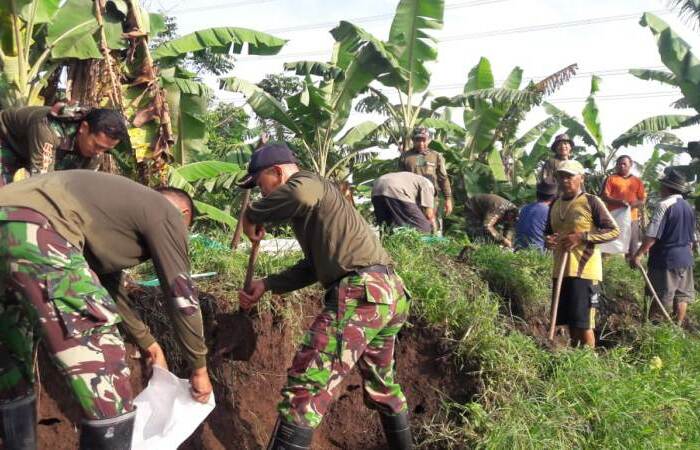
[237,144,413,450]
[0,103,126,186]
[398,127,453,219]
[464,193,519,248]
[0,171,212,450]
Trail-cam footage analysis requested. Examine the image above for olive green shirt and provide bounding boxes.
[0,106,101,177]
[465,194,518,243]
[538,156,568,185]
[398,149,452,199]
[0,170,207,368]
[246,170,392,294]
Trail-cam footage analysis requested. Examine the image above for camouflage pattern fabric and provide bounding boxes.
[0,105,95,186]
[278,271,410,428]
[0,207,133,420]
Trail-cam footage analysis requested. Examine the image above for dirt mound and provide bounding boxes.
[511,286,645,348]
[24,289,478,450]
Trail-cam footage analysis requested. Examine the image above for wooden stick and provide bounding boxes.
[549,252,569,341]
[244,240,260,294]
[638,266,675,325]
[230,189,251,251]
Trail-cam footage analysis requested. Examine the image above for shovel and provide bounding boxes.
[548,251,569,341]
[213,240,260,361]
[637,265,675,325]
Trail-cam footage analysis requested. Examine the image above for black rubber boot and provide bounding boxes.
[79,409,136,450]
[380,411,413,450]
[266,416,313,450]
[0,393,37,450]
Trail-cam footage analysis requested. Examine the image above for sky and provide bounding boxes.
[145,0,700,166]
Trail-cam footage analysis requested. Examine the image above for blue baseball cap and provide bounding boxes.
[237,143,298,189]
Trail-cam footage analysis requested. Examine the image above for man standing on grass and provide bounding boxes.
[398,127,453,219]
[600,155,646,257]
[515,181,557,252]
[0,171,212,449]
[464,193,519,248]
[237,143,413,450]
[0,103,126,186]
[539,133,574,185]
[372,171,436,233]
[631,169,695,325]
[545,160,619,347]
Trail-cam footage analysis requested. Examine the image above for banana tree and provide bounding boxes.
[627,12,700,182]
[667,0,700,28]
[424,57,577,202]
[221,23,406,178]
[0,0,129,108]
[546,73,694,175]
[345,0,445,150]
[168,160,246,228]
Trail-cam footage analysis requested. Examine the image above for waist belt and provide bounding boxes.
[355,264,394,276]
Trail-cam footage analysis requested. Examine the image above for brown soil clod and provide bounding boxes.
[213,310,258,362]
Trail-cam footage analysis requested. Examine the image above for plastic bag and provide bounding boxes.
[131,366,215,450]
[599,207,631,254]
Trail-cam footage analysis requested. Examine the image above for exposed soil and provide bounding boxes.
[508,282,645,349]
[22,288,478,450]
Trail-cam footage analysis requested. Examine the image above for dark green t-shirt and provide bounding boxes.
[246,170,392,294]
[0,170,207,368]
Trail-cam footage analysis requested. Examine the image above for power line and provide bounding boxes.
[262,0,511,34]
[441,9,667,41]
[234,9,669,62]
[425,66,667,92]
[550,91,678,104]
[171,0,280,14]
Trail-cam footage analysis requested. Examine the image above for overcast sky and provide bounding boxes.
[147,0,700,165]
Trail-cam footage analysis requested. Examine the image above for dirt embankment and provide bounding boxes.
[27,288,479,450]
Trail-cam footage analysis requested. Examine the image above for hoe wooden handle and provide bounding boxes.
[548,252,569,341]
[244,240,260,294]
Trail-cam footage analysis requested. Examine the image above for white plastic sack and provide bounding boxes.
[599,206,631,254]
[243,238,301,253]
[131,367,215,450]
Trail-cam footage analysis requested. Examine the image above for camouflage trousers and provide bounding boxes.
[0,207,133,420]
[278,270,410,428]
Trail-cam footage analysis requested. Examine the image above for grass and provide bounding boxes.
[133,229,700,449]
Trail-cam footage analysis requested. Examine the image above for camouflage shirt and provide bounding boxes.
[398,149,452,199]
[465,194,518,243]
[246,170,392,294]
[538,156,568,185]
[0,171,207,368]
[0,105,102,176]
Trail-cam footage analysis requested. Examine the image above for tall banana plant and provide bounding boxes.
[348,0,445,150]
[221,24,406,178]
[0,0,127,108]
[628,12,700,181]
[547,73,694,174]
[428,57,577,199]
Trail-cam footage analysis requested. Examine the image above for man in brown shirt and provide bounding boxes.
[0,104,126,186]
[0,171,211,448]
[237,143,413,450]
[372,171,436,233]
[398,127,453,217]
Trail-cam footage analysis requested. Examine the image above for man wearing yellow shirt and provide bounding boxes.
[545,160,620,347]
